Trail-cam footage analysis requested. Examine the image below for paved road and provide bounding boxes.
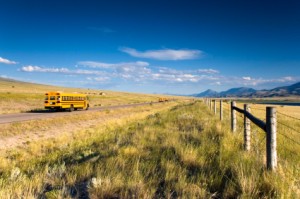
[0,102,159,124]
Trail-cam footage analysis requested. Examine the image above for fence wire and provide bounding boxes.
[277,111,300,121]
[203,100,300,163]
[250,107,266,111]
[277,121,300,135]
[226,102,299,166]
[277,125,300,146]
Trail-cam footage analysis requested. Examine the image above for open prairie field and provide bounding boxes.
[0,79,299,198]
[0,78,179,114]
[0,100,299,198]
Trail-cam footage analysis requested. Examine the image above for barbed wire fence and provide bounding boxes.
[202,98,300,172]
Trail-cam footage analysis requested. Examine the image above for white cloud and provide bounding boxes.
[87,77,110,82]
[21,65,42,72]
[0,57,17,64]
[197,69,219,74]
[21,65,69,73]
[119,47,202,60]
[158,67,182,75]
[78,61,149,69]
[20,62,222,85]
[21,65,107,76]
[150,69,219,83]
[78,61,152,82]
[73,69,107,75]
[279,76,294,82]
[242,76,251,80]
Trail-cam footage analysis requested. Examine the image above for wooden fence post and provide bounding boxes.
[231,101,236,132]
[244,104,251,151]
[214,100,217,115]
[220,100,223,121]
[266,107,277,171]
[210,99,212,111]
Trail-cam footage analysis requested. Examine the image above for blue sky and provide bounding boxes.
[0,0,299,94]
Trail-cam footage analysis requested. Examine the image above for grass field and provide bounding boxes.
[0,78,178,114]
[0,101,299,198]
[0,78,299,198]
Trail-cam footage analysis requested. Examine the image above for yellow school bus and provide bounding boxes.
[158,97,169,102]
[44,91,89,111]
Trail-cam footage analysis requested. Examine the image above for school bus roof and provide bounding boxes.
[45,91,87,96]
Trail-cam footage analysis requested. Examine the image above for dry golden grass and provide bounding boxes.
[0,101,179,149]
[0,101,298,198]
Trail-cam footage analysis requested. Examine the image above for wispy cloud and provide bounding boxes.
[21,65,107,76]
[119,47,202,60]
[23,62,296,89]
[87,77,110,82]
[78,61,220,83]
[78,61,149,69]
[0,57,17,64]
[150,73,202,83]
[21,65,69,73]
[197,69,219,74]
[242,76,251,81]
[78,61,152,81]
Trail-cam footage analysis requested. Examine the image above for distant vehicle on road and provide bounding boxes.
[44,91,89,111]
[158,97,169,102]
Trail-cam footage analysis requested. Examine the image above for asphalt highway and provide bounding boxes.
[0,102,159,124]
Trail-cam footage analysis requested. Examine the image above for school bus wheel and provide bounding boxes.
[69,105,74,112]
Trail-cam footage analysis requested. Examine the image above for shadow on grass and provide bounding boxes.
[41,178,91,199]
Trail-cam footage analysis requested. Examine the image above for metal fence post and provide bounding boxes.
[266,107,277,171]
[220,100,223,121]
[231,101,236,132]
[244,104,251,151]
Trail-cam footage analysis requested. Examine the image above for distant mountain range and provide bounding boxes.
[193,82,300,97]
